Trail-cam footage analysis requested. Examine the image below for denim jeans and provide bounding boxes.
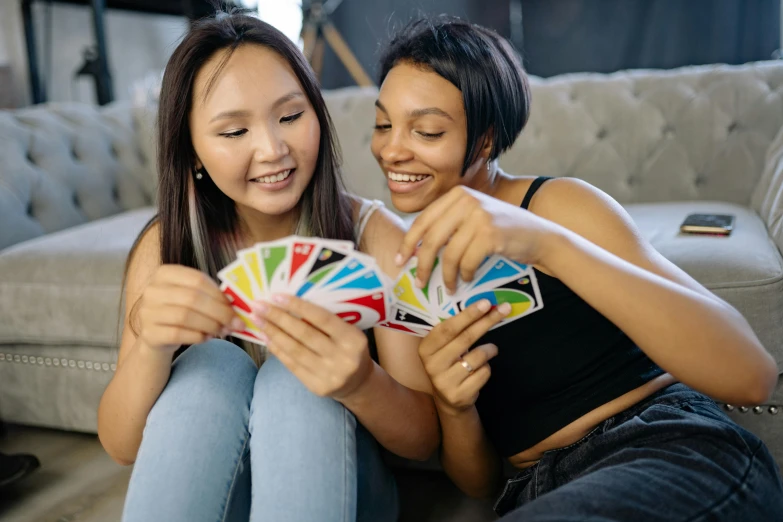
[122,340,398,522]
[495,383,783,521]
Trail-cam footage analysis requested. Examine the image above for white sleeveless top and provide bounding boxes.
[354,198,385,245]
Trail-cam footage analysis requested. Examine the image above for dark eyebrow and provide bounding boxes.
[209,91,305,123]
[374,99,453,122]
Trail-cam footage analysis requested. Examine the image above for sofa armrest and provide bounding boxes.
[753,125,783,253]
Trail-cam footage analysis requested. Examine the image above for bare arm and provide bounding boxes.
[533,178,777,405]
[98,222,239,465]
[437,404,503,498]
[98,223,172,465]
[339,202,439,461]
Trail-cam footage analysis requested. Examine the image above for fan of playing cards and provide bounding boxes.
[218,236,393,346]
[217,236,545,344]
[383,254,545,337]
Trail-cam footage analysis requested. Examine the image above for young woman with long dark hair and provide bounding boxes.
[98,12,438,522]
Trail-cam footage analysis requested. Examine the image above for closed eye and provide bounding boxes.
[374,124,391,131]
[281,111,304,124]
[219,129,247,138]
[418,131,444,139]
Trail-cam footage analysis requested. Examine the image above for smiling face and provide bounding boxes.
[371,61,489,214]
[189,44,320,220]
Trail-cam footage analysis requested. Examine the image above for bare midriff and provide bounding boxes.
[508,373,678,469]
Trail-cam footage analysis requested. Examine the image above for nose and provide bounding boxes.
[378,129,414,165]
[253,127,289,164]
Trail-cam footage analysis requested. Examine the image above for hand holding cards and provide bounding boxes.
[218,236,392,346]
[217,236,545,342]
[382,253,545,336]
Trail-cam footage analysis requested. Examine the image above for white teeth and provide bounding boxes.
[389,171,429,182]
[254,169,291,184]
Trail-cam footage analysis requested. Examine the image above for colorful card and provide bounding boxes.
[381,253,545,336]
[217,236,392,346]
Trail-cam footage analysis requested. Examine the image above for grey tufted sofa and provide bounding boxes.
[1,61,783,521]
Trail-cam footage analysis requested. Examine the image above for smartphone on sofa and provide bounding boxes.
[679,213,735,236]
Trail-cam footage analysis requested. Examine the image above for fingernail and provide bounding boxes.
[252,302,268,315]
[477,299,491,313]
[231,317,245,331]
[272,294,289,305]
[251,314,265,328]
[415,278,424,288]
[498,303,512,315]
[395,253,404,266]
[445,287,454,296]
[257,332,269,343]
[219,327,231,338]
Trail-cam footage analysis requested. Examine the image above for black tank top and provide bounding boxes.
[473,177,664,457]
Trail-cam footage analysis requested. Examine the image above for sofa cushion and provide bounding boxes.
[625,201,783,365]
[0,207,156,348]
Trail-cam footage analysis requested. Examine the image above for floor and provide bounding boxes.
[0,425,131,522]
[0,425,496,522]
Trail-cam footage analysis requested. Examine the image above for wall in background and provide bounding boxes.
[0,2,186,108]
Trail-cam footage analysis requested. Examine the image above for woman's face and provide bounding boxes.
[371,62,486,214]
[190,44,320,219]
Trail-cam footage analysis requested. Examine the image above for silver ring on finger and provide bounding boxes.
[459,357,474,374]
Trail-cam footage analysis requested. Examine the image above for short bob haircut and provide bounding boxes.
[378,16,532,175]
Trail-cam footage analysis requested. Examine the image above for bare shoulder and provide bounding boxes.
[522,177,717,298]
[348,195,406,278]
[522,177,645,248]
[126,219,162,294]
[119,219,161,364]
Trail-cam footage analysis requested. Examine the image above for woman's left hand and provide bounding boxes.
[249,295,373,400]
[397,186,558,292]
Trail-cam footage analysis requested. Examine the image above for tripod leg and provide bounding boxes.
[311,37,326,81]
[301,23,318,61]
[322,22,374,87]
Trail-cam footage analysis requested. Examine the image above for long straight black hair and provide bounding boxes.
[123,11,353,358]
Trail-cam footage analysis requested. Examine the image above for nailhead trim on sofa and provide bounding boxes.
[3,352,778,416]
[0,353,116,372]
[723,403,780,415]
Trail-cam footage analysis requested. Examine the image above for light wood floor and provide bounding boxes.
[0,425,495,522]
[0,425,130,522]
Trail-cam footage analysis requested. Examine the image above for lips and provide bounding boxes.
[386,170,433,194]
[249,168,296,192]
[250,168,294,184]
[387,171,431,183]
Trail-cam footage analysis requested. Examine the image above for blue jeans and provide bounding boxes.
[495,383,783,521]
[122,340,398,522]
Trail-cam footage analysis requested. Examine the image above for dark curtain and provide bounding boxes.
[520,0,781,78]
[317,0,781,88]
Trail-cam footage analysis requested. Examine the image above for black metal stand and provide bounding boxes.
[89,0,114,105]
[20,0,233,105]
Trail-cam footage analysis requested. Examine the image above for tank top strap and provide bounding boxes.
[520,176,553,209]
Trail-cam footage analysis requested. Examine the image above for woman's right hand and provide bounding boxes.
[137,264,243,353]
[419,300,511,415]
